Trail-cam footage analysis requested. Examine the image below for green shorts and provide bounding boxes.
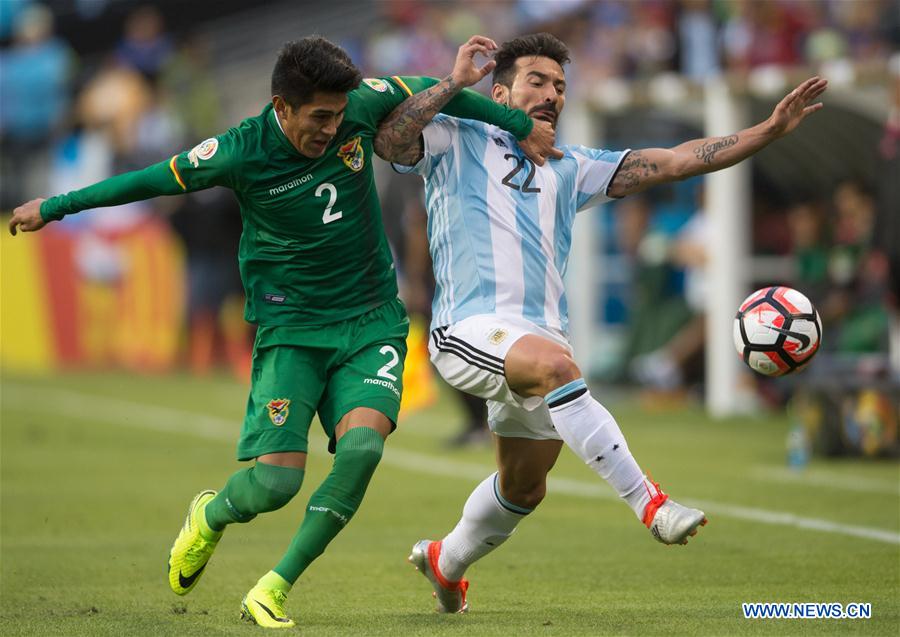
[237,298,408,460]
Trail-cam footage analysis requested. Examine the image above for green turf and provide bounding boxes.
[2,371,898,636]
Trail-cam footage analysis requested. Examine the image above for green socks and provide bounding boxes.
[196,427,385,586]
[273,427,384,584]
[204,462,305,533]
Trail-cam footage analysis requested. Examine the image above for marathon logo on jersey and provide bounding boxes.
[188,138,219,167]
[266,398,291,426]
[363,78,392,94]
[264,293,286,304]
[493,136,508,149]
[269,172,313,197]
[337,136,365,172]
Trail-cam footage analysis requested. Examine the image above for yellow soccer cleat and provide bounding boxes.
[167,490,221,595]
[241,584,296,629]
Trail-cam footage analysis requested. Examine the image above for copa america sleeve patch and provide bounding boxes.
[363,78,390,93]
[188,138,219,167]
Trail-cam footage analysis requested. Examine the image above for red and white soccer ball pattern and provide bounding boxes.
[733,286,822,377]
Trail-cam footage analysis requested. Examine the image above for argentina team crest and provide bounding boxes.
[266,399,291,426]
[337,136,365,172]
[488,328,508,345]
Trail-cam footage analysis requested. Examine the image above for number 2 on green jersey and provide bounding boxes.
[316,182,343,224]
[377,345,400,381]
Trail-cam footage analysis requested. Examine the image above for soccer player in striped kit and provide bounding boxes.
[376,32,827,612]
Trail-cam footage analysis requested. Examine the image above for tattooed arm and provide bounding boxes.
[374,36,497,166]
[374,74,465,166]
[608,77,827,198]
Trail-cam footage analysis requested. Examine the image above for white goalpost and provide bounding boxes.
[703,78,751,416]
[566,79,751,416]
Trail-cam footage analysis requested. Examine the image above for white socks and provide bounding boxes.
[437,380,656,581]
[546,379,654,520]
[438,473,530,581]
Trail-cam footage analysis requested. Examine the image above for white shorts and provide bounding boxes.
[428,314,572,440]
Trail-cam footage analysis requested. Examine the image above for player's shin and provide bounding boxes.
[272,427,384,584]
[545,380,654,520]
[439,472,531,581]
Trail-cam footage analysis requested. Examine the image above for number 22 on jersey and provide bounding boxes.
[501,154,541,193]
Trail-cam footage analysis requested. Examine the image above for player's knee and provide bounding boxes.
[330,428,385,513]
[335,428,384,472]
[264,478,303,511]
[536,351,581,394]
[251,464,305,513]
[338,445,383,479]
[498,474,548,510]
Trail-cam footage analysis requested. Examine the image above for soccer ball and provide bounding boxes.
[733,286,822,377]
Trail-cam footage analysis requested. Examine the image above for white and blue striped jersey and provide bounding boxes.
[396,114,628,334]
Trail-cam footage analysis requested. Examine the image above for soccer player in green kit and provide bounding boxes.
[8,35,558,629]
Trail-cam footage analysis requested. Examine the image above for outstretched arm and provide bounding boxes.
[607,77,828,198]
[375,36,561,166]
[8,159,186,235]
[9,133,239,236]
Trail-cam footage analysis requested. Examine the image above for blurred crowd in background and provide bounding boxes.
[363,0,896,79]
[1,0,898,451]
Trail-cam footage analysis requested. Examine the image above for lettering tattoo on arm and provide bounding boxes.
[374,76,460,165]
[693,135,739,164]
[613,150,660,192]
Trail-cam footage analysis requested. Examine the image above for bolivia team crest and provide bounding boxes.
[337,136,365,172]
[266,399,291,426]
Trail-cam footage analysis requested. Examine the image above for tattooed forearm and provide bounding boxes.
[611,150,660,193]
[374,76,461,165]
[606,123,773,197]
[692,135,739,164]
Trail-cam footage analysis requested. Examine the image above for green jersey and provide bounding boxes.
[40,76,533,326]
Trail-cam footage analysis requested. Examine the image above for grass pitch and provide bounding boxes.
[2,370,898,636]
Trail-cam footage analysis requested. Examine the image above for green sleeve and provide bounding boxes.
[348,78,415,130]
[396,76,534,140]
[349,76,533,140]
[40,158,186,222]
[40,132,239,222]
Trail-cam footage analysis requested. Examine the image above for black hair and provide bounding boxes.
[271,36,362,108]
[492,33,570,88]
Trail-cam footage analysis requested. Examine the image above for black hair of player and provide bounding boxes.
[271,37,363,108]
[493,33,571,88]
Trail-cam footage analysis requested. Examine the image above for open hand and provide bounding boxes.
[450,35,498,88]
[8,198,46,236]
[767,77,828,138]
[519,119,564,166]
